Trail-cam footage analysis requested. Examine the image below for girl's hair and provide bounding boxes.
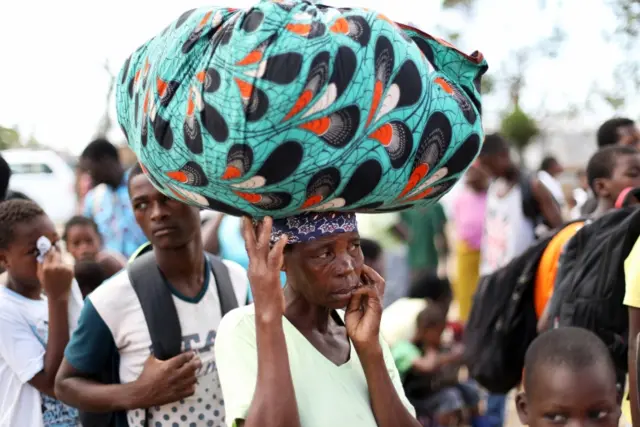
[63,215,101,242]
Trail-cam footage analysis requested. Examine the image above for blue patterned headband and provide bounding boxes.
[270,212,358,245]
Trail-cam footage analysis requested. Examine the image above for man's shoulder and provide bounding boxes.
[87,269,137,316]
[218,258,249,306]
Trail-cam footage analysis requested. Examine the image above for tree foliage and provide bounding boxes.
[500,107,540,154]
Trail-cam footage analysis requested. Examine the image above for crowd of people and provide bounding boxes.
[2,2,640,427]
[1,116,638,427]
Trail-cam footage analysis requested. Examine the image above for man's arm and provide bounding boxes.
[55,299,200,411]
[532,179,563,228]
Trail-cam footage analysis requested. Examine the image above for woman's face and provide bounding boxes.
[284,232,364,309]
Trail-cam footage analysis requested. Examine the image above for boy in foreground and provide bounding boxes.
[516,327,620,427]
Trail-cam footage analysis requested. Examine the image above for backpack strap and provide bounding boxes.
[205,254,238,316]
[127,251,182,361]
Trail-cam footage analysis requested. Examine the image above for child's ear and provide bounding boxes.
[593,178,609,199]
[0,250,7,270]
[515,391,530,426]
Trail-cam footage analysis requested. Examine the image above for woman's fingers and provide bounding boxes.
[241,217,258,257]
[258,217,272,245]
[268,234,288,269]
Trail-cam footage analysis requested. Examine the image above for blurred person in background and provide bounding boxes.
[476,133,562,427]
[79,139,146,259]
[401,202,449,280]
[571,169,589,219]
[537,155,565,209]
[451,163,489,323]
[62,215,126,278]
[357,213,410,308]
[361,238,384,277]
[582,118,640,216]
[0,153,30,203]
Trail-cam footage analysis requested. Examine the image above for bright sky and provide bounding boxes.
[0,0,630,155]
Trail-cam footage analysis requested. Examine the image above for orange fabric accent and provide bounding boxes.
[534,222,585,318]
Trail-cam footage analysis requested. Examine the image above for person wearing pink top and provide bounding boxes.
[451,164,489,322]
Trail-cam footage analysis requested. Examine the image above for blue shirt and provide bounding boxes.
[83,172,147,259]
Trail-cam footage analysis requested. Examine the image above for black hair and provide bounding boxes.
[0,155,10,201]
[407,272,452,302]
[416,303,447,329]
[480,133,510,157]
[360,238,382,261]
[0,199,46,250]
[127,162,145,189]
[63,215,101,242]
[74,259,107,298]
[523,327,616,395]
[597,118,636,148]
[80,138,119,162]
[540,156,559,173]
[586,145,638,193]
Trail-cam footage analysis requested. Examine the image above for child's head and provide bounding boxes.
[63,216,102,261]
[408,272,453,315]
[477,133,514,179]
[360,238,384,277]
[0,200,55,290]
[416,304,447,347]
[516,327,620,427]
[466,162,490,193]
[74,259,107,298]
[587,145,640,205]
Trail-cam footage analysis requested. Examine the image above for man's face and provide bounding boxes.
[79,157,111,186]
[129,174,201,250]
[596,153,640,202]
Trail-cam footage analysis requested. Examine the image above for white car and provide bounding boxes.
[2,149,77,225]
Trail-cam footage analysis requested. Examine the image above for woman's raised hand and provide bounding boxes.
[242,217,288,323]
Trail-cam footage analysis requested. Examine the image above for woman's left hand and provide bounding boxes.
[345,265,385,356]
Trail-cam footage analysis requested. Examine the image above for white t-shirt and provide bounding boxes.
[64,258,248,427]
[538,170,566,207]
[215,305,415,427]
[0,282,84,427]
[480,178,537,276]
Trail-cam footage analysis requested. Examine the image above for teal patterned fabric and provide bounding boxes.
[116,0,488,218]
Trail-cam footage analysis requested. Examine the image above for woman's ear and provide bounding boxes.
[515,391,530,426]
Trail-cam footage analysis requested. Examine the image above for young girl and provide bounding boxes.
[63,216,126,283]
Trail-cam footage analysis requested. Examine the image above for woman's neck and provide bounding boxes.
[283,286,334,333]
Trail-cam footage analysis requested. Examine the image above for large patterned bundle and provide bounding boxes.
[116,0,488,218]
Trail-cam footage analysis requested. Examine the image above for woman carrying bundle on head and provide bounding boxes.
[114,1,488,425]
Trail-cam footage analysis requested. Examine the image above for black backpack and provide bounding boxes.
[552,207,640,372]
[79,248,238,427]
[463,222,579,393]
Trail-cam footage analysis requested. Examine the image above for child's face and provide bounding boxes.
[598,153,640,202]
[516,364,620,427]
[421,323,446,347]
[0,214,59,289]
[66,225,101,261]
